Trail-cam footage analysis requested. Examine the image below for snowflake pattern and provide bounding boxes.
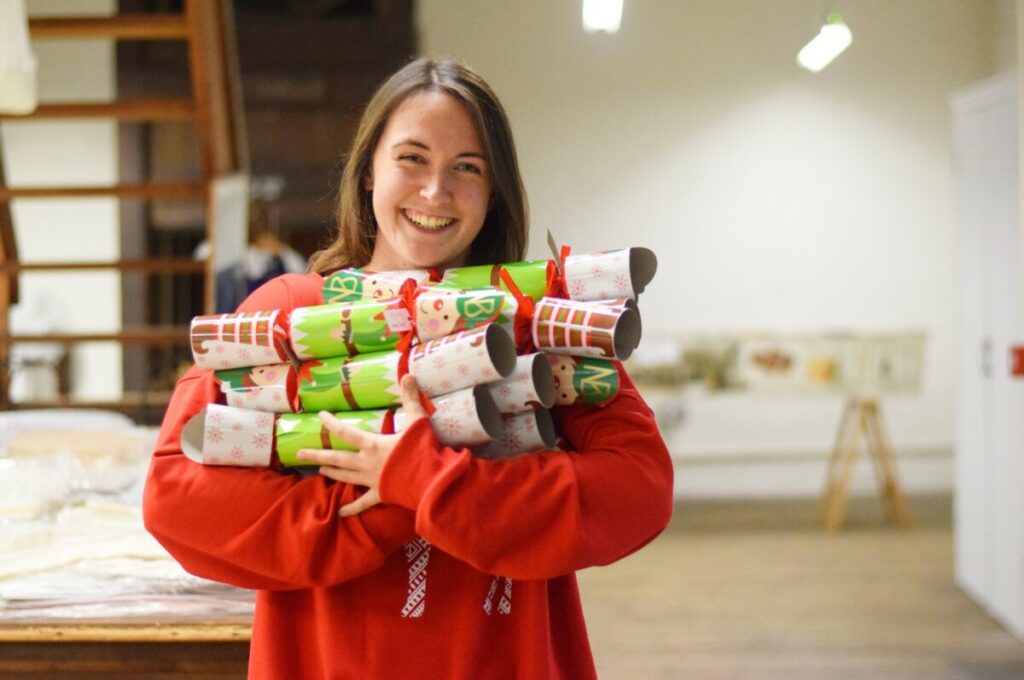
[568,279,587,298]
[251,432,270,449]
[440,417,462,438]
[457,363,470,376]
[229,446,245,461]
[440,379,453,391]
[590,263,605,278]
[237,348,252,363]
[501,429,521,451]
[232,422,243,432]
[255,413,273,429]
[431,354,446,370]
[497,383,514,399]
[207,427,224,444]
[215,344,226,354]
[614,273,630,294]
[211,410,225,424]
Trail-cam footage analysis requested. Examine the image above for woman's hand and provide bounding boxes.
[297,374,428,517]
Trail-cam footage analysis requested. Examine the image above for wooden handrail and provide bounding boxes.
[0,182,205,201]
[1,327,189,346]
[10,391,176,415]
[28,15,188,40]
[0,258,205,275]
[1,99,195,121]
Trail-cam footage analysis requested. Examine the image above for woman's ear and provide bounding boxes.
[363,172,374,191]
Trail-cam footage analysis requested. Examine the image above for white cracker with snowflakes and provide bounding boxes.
[562,247,657,302]
[475,409,556,459]
[488,353,555,414]
[223,387,292,413]
[408,324,517,396]
[181,404,276,467]
[394,386,502,447]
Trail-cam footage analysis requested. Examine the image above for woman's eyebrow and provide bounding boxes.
[392,138,486,160]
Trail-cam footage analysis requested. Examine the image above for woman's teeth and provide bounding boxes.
[405,210,454,230]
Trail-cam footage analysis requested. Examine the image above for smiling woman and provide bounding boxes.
[364,90,493,271]
[143,56,673,680]
[309,57,528,274]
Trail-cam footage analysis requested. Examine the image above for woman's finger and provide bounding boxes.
[296,448,362,469]
[319,411,374,448]
[338,489,381,517]
[399,374,428,420]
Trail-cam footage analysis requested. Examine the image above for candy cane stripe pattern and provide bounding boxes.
[190,310,289,371]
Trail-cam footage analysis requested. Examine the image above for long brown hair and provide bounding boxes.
[309,57,529,274]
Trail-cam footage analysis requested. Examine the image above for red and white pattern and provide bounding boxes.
[224,386,293,414]
[193,404,275,467]
[409,326,504,395]
[393,386,495,446]
[401,539,431,618]
[476,410,553,459]
[190,310,288,371]
[562,249,635,301]
[483,576,513,616]
[532,298,625,360]
[488,353,550,414]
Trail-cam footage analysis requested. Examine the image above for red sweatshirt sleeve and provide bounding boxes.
[142,274,417,591]
[377,365,674,580]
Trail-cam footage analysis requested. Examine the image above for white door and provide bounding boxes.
[951,73,1024,638]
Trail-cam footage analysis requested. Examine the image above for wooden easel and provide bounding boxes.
[819,398,912,531]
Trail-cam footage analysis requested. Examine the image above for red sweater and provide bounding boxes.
[143,272,674,680]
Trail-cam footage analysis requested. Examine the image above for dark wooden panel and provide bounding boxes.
[0,641,248,679]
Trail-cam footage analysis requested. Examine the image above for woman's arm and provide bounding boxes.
[142,275,418,590]
[376,365,674,580]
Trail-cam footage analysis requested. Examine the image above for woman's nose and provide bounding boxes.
[420,169,452,203]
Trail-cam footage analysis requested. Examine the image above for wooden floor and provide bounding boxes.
[578,495,1024,680]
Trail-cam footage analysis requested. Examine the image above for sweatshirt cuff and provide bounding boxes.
[358,504,418,554]
[379,417,461,511]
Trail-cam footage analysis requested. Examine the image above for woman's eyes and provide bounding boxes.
[396,154,483,175]
[454,162,482,175]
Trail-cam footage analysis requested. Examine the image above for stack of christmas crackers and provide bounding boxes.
[181,245,657,468]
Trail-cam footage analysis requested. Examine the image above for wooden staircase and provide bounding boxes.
[0,0,247,419]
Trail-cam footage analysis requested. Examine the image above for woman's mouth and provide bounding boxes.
[403,208,455,231]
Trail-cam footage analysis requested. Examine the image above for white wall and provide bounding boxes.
[1,0,121,401]
[418,0,1000,497]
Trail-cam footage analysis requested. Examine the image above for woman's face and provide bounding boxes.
[364,90,493,272]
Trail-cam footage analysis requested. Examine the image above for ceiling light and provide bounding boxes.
[583,0,623,34]
[797,12,852,73]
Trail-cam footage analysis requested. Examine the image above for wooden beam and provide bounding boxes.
[0,182,205,200]
[28,15,188,40]
[1,99,195,121]
[0,258,205,275]
[0,327,189,346]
